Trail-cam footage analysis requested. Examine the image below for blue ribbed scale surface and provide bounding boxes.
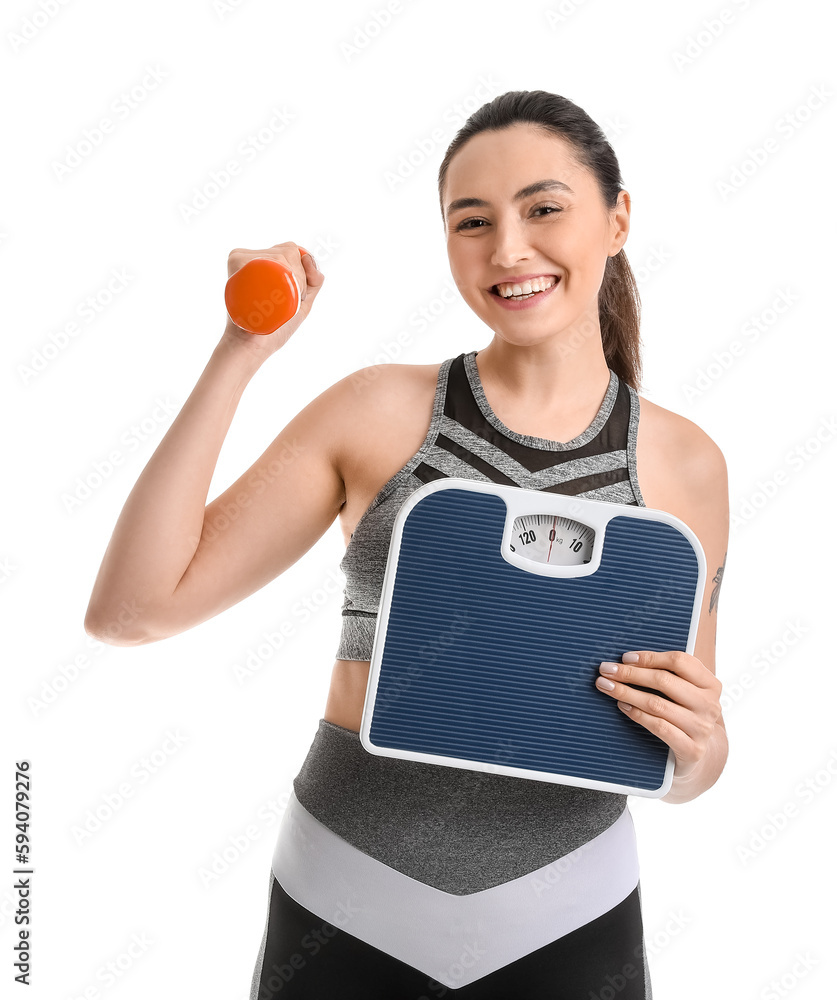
[368,488,700,792]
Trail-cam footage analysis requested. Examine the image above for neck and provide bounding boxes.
[475,317,611,413]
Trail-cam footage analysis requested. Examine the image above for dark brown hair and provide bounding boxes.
[437,90,643,391]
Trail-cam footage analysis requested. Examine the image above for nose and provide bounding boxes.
[489,219,533,268]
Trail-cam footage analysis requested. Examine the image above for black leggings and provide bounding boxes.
[251,875,650,1000]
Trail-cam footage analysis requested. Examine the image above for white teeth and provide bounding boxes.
[495,276,557,298]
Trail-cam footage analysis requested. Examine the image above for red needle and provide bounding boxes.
[546,515,557,562]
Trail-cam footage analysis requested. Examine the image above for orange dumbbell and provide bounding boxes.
[224,247,310,335]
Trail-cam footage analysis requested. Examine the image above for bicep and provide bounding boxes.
[143,384,347,642]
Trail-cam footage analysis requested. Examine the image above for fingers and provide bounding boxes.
[594,650,722,747]
[301,250,323,293]
[613,698,697,775]
[595,652,705,717]
[266,242,310,298]
[595,666,698,756]
[596,655,683,707]
[227,243,316,301]
[596,662,691,723]
[616,649,719,690]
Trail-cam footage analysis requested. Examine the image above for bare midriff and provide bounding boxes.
[323,659,371,733]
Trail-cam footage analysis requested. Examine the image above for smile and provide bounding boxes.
[488,275,561,310]
[493,276,558,298]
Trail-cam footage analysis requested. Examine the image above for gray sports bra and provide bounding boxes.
[336,350,646,662]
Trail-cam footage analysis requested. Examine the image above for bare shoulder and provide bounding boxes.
[635,392,728,513]
[326,359,445,535]
[330,359,441,416]
[326,360,442,449]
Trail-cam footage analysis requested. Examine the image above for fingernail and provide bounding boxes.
[596,676,615,690]
[599,662,619,674]
[622,652,639,663]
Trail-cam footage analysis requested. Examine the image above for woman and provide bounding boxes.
[85,90,729,998]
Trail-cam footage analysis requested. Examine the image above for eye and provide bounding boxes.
[453,203,563,232]
[533,204,562,217]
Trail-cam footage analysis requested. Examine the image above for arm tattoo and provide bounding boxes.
[709,551,726,615]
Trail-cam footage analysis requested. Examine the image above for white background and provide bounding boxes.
[3,0,835,997]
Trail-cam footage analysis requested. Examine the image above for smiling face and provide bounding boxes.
[442,123,630,346]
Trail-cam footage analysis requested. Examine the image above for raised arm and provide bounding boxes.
[84,243,335,645]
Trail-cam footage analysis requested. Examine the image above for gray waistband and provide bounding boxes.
[292,718,629,895]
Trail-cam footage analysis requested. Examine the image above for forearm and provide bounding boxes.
[84,336,262,640]
[660,721,729,804]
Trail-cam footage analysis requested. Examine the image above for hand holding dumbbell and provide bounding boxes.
[223,243,323,351]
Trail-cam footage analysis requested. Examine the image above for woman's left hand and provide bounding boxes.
[595,650,723,780]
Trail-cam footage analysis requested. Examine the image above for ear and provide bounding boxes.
[609,189,631,255]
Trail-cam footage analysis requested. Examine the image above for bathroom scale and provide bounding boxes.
[359,478,707,798]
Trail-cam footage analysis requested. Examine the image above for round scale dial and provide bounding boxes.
[509,513,595,566]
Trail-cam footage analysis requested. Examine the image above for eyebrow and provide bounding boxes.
[445,179,574,219]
